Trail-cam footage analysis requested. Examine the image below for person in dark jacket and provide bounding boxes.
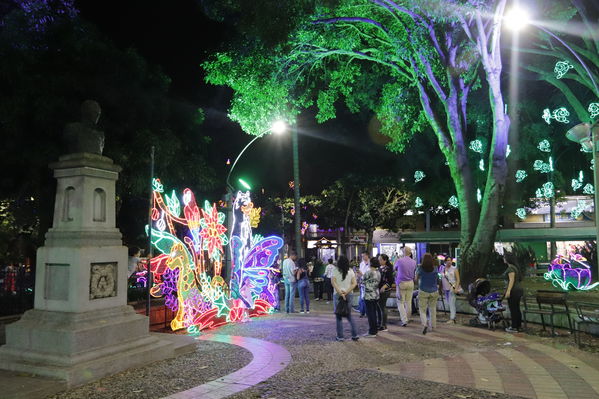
[377,254,394,331]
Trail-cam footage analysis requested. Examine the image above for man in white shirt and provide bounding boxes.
[356,251,370,317]
[282,251,298,313]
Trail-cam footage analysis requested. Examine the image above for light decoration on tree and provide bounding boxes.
[589,103,599,119]
[469,140,483,153]
[415,197,423,208]
[583,183,595,195]
[554,60,574,79]
[537,139,551,153]
[571,171,584,191]
[542,107,570,124]
[448,195,458,208]
[533,159,553,173]
[414,170,425,182]
[515,170,528,183]
[545,253,599,291]
[535,182,554,199]
[148,178,283,332]
[477,188,482,203]
[591,159,595,171]
[570,200,588,220]
[479,159,485,171]
[506,145,511,158]
[515,208,526,219]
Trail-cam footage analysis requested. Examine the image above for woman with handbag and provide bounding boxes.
[377,254,394,331]
[331,256,359,341]
[441,257,461,323]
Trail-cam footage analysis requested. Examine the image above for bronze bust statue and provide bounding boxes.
[64,100,105,155]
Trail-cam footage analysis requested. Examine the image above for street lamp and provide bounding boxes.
[224,120,287,279]
[505,6,599,263]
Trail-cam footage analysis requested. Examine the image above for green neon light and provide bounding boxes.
[506,145,511,158]
[571,200,588,219]
[542,108,552,124]
[469,140,483,153]
[448,195,458,208]
[515,170,527,183]
[591,159,595,171]
[479,159,484,171]
[536,182,554,199]
[554,60,573,79]
[589,103,599,119]
[238,178,252,190]
[572,179,583,191]
[552,107,570,123]
[515,208,526,219]
[537,139,551,153]
[476,188,482,203]
[414,170,425,183]
[583,183,594,195]
[533,159,552,173]
[415,197,423,208]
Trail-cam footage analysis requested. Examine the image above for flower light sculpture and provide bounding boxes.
[148,178,283,332]
[545,253,599,291]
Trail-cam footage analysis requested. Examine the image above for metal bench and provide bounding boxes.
[573,302,599,347]
[522,290,573,336]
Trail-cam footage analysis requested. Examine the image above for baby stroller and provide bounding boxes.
[468,278,507,330]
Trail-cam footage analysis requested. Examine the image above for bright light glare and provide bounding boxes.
[271,120,287,134]
[239,178,252,190]
[504,7,531,31]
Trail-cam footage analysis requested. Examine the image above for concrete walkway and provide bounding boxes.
[162,334,291,399]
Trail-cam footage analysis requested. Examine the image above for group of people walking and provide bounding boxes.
[281,247,523,340]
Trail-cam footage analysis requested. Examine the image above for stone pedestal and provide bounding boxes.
[0,153,194,387]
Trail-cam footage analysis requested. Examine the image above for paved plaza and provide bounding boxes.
[3,300,599,399]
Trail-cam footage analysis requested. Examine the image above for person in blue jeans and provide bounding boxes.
[282,251,298,313]
[296,258,310,313]
[332,256,359,341]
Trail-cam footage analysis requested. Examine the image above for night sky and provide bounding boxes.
[76,0,410,196]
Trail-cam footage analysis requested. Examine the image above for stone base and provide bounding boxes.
[0,306,194,387]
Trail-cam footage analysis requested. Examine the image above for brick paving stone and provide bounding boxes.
[481,350,536,398]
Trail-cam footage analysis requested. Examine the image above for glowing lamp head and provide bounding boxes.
[504,7,531,32]
[566,123,595,152]
[238,178,252,190]
[271,120,287,135]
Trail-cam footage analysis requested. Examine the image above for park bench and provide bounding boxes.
[522,290,573,336]
[573,302,599,347]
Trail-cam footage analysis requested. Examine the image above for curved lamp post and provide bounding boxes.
[223,121,287,279]
[505,6,599,263]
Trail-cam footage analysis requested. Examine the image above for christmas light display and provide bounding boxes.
[533,159,553,173]
[545,253,599,291]
[554,60,573,79]
[591,159,595,171]
[479,159,485,171]
[469,140,483,153]
[570,200,588,219]
[415,197,423,208]
[506,145,511,158]
[589,103,599,119]
[448,195,458,208]
[537,139,551,153]
[414,170,425,183]
[515,170,527,183]
[542,107,570,124]
[515,208,526,219]
[572,171,584,191]
[535,181,554,199]
[477,188,482,203]
[148,178,283,332]
[583,183,595,195]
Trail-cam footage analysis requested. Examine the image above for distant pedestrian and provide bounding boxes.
[503,252,523,333]
[311,257,325,301]
[362,257,381,337]
[282,251,298,313]
[441,257,460,323]
[395,247,417,327]
[128,246,142,278]
[324,258,335,302]
[331,256,359,341]
[416,253,440,335]
[357,251,370,317]
[377,253,393,331]
[296,258,310,313]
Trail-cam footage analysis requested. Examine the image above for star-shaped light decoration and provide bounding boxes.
[199,200,228,261]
